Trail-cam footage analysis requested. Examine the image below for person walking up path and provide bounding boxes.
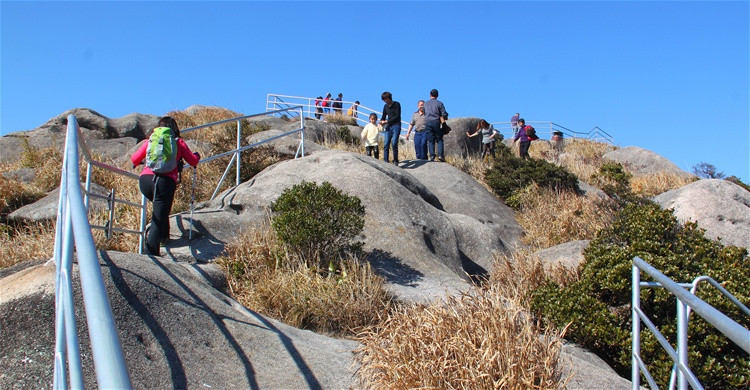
[513,118,532,160]
[424,89,449,162]
[406,100,427,160]
[379,91,402,165]
[131,116,200,256]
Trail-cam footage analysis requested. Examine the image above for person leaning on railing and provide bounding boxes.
[131,116,200,256]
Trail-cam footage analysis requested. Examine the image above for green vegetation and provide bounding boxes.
[271,181,365,270]
[484,143,579,208]
[531,202,750,388]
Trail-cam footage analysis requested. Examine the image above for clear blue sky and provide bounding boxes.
[2,1,748,181]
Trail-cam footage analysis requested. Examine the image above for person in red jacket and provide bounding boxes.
[131,116,200,256]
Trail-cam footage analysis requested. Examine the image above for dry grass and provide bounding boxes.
[0,220,56,269]
[630,172,696,197]
[512,184,616,250]
[216,225,393,337]
[555,139,614,183]
[355,250,568,389]
[323,113,357,126]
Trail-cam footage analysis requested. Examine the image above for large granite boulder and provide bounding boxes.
[653,178,750,250]
[180,150,521,303]
[0,252,358,389]
[0,108,159,164]
[603,146,693,178]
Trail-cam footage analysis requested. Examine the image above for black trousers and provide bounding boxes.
[519,140,531,160]
[139,174,176,256]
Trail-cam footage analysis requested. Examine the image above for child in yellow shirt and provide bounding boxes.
[361,113,382,159]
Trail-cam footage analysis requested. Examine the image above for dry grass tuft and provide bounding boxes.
[556,139,614,183]
[513,184,616,250]
[216,225,393,337]
[355,280,566,389]
[630,172,696,197]
[0,220,56,269]
[323,113,357,126]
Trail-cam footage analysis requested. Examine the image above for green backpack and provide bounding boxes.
[146,127,178,174]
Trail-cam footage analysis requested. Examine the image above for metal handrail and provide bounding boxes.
[266,93,412,137]
[489,121,614,144]
[631,256,750,390]
[53,115,132,389]
[75,120,148,253]
[181,106,306,200]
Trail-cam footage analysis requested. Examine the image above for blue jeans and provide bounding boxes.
[383,123,400,163]
[413,131,428,160]
[426,120,444,160]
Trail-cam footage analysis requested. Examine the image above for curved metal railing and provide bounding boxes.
[631,256,750,390]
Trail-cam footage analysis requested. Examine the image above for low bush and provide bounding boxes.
[531,202,750,388]
[271,181,365,270]
[485,144,579,206]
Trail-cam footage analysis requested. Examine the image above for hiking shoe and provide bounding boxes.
[438,157,446,162]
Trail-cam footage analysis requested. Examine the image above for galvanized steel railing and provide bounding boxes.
[266,93,411,136]
[51,107,307,387]
[631,256,750,390]
[180,106,306,201]
[53,115,132,388]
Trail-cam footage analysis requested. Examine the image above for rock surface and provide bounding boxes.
[653,178,750,250]
[603,146,693,178]
[0,253,358,389]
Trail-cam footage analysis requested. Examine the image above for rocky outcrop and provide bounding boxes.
[603,146,693,178]
[653,178,750,250]
[196,149,521,303]
[0,253,358,389]
[0,109,158,164]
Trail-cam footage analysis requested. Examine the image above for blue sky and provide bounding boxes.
[2,1,748,181]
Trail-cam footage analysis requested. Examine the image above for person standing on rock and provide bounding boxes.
[361,113,382,160]
[511,112,520,137]
[424,88,449,162]
[406,100,428,160]
[379,91,402,165]
[513,118,532,160]
[131,116,200,256]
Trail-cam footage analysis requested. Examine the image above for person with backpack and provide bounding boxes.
[513,118,534,160]
[131,116,200,256]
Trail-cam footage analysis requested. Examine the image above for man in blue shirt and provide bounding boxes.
[380,91,402,165]
[424,89,449,162]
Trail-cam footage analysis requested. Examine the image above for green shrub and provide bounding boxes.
[532,202,750,388]
[271,181,365,270]
[590,162,638,204]
[485,144,579,206]
[336,126,358,146]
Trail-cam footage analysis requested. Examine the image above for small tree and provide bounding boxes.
[271,181,365,270]
[692,162,725,179]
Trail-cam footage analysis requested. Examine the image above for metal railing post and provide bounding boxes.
[236,120,241,187]
[676,296,689,390]
[632,264,641,390]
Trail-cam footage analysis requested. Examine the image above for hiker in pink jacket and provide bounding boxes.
[131,116,200,256]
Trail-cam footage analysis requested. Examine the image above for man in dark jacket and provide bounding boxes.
[379,91,402,165]
[424,89,449,162]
